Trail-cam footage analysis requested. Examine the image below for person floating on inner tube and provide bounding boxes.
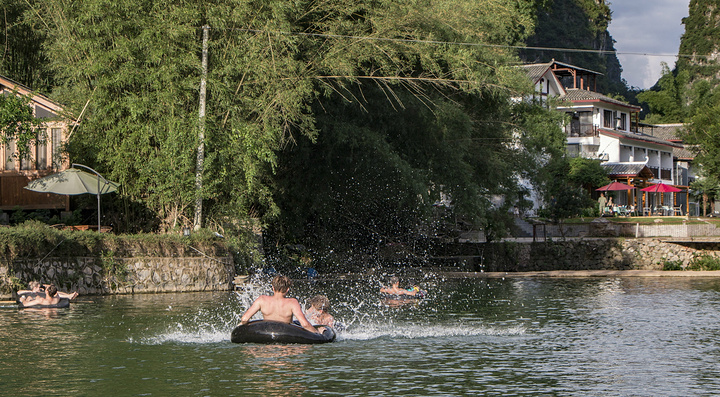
[380,276,421,296]
[17,281,78,304]
[21,284,61,307]
[305,295,335,327]
[239,275,321,334]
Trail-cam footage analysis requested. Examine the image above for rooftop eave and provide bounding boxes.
[601,129,683,149]
[566,99,641,112]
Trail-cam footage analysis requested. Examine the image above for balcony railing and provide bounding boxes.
[565,123,599,137]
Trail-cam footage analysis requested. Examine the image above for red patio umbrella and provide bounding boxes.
[640,183,682,193]
[641,183,683,210]
[596,181,634,191]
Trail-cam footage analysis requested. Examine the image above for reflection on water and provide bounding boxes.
[242,345,310,395]
[3,277,720,395]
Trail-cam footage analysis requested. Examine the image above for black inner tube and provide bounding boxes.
[17,298,70,309]
[231,320,336,344]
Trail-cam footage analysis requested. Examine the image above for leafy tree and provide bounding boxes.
[0,0,54,90]
[0,91,42,161]
[29,0,542,224]
[567,157,610,193]
[683,97,720,216]
[689,171,720,217]
[636,63,689,123]
[541,156,594,221]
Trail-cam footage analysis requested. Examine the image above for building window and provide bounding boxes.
[51,128,62,169]
[619,113,627,130]
[5,140,15,170]
[20,146,31,170]
[37,129,48,170]
[603,110,613,128]
[567,143,580,157]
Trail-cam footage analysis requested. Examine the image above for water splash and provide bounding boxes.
[137,274,280,345]
[134,272,522,345]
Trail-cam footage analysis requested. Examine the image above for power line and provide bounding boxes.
[223,27,708,60]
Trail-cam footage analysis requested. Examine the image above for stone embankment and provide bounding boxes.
[433,238,720,273]
[5,229,720,298]
[2,255,234,296]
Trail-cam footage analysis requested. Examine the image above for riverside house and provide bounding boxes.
[521,60,691,214]
[0,75,72,213]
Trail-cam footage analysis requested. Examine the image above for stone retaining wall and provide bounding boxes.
[1,256,235,296]
[479,238,720,272]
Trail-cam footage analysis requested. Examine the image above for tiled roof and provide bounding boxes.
[521,63,552,84]
[636,123,694,160]
[601,162,654,178]
[637,123,684,141]
[675,146,695,160]
[563,88,641,110]
[602,128,684,149]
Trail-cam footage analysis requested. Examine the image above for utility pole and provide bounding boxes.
[194,25,209,231]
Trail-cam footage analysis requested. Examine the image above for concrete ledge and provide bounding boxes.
[440,270,720,278]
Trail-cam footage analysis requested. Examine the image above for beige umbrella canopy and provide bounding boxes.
[24,164,119,230]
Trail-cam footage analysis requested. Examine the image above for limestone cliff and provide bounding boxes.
[520,0,626,96]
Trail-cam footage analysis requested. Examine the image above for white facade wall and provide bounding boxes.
[600,134,621,162]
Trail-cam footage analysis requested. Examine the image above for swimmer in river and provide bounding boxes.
[305,295,335,327]
[239,275,320,334]
[21,284,61,307]
[17,281,78,304]
[380,276,419,296]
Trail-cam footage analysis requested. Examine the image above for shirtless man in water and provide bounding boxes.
[18,281,78,304]
[380,276,418,296]
[21,284,61,307]
[239,275,319,334]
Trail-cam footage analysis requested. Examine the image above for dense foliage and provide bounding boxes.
[0,0,55,91]
[0,91,43,160]
[3,1,572,257]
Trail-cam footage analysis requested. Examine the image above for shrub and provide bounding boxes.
[663,260,684,271]
[687,254,720,271]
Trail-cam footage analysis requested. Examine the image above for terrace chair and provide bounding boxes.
[643,207,652,216]
[673,206,683,216]
[603,206,613,217]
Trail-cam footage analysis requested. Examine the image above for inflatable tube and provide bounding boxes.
[380,290,426,299]
[18,298,70,309]
[231,320,336,344]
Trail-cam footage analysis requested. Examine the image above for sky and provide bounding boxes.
[608,0,690,89]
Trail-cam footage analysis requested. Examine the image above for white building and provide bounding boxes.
[522,61,689,214]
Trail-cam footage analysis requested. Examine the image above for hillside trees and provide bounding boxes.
[25,0,561,247]
[0,0,54,91]
[635,63,690,124]
[637,1,720,199]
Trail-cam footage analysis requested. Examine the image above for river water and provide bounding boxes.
[2,275,720,396]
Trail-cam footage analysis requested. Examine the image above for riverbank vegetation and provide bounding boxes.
[0,0,572,259]
[3,1,717,268]
[0,221,260,279]
[664,254,720,271]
